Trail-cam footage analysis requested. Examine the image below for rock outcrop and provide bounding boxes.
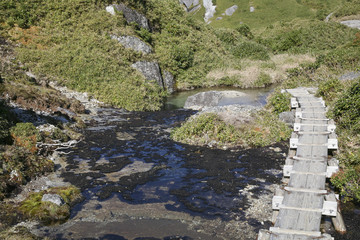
[225,5,238,16]
[279,111,295,127]
[203,0,216,23]
[340,20,360,30]
[111,35,152,54]
[106,4,151,31]
[163,71,175,94]
[132,61,164,88]
[42,193,65,206]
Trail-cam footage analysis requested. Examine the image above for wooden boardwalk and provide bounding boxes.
[258,88,343,240]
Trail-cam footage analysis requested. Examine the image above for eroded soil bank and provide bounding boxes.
[27,108,288,240]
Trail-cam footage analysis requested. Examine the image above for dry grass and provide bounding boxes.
[334,14,360,22]
[206,53,316,88]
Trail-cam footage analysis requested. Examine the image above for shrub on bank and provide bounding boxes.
[0,145,54,200]
[10,122,39,153]
[19,186,82,225]
[171,110,291,148]
[267,90,291,114]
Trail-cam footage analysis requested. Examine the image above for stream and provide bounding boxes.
[31,87,359,240]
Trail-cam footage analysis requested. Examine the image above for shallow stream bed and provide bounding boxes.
[32,107,288,240]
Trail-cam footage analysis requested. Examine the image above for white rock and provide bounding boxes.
[106,5,115,15]
[340,20,360,30]
[225,5,238,16]
[42,194,65,206]
[203,0,216,23]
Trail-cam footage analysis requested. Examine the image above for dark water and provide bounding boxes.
[49,107,288,239]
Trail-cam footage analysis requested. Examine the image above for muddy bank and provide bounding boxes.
[24,108,288,239]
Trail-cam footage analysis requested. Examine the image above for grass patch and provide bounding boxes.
[200,0,340,30]
[171,110,291,148]
[19,186,82,225]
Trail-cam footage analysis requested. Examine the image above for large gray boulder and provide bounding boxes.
[107,4,150,31]
[340,20,360,30]
[132,61,164,88]
[163,70,175,94]
[225,5,238,16]
[111,35,152,54]
[42,194,65,206]
[279,111,295,127]
[184,91,248,110]
[338,71,360,81]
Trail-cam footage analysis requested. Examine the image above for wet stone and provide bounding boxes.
[42,194,65,206]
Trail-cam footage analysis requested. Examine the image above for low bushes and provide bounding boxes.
[267,90,291,114]
[19,186,82,225]
[0,145,54,200]
[171,110,291,148]
[232,41,270,61]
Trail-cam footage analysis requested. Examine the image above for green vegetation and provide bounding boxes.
[267,90,291,114]
[1,0,248,110]
[171,110,291,148]
[10,123,39,153]
[19,186,82,225]
[171,113,241,147]
[258,21,358,54]
[333,0,360,18]
[0,145,54,200]
[323,78,360,202]
[202,0,340,30]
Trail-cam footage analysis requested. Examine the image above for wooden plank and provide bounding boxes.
[288,173,326,190]
[282,191,323,209]
[274,209,322,232]
[269,227,321,237]
[284,187,327,194]
[292,156,327,161]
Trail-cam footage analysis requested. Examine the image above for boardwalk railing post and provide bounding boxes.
[325,193,347,233]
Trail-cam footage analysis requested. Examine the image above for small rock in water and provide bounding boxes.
[42,194,65,206]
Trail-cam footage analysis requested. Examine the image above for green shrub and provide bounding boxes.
[254,72,272,87]
[334,0,360,18]
[267,90,291,114]
[241,111,292,147]
[235,24,253,40]
[316,78,344,102]
[0,0,47,28]
[232,41,270,60]
[214,28,241,45]
[273,29,303,52]
[260,21,358,54]
[171,113,241,146]
[331,168,360,202]
[10,123,39,153]
[333,78,360,132]
[171,111,291,148]
[316,47,360,70]
[0,145,54,200]
[19,186,81,225]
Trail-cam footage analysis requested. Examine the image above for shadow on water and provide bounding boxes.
[60,108,287,226]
